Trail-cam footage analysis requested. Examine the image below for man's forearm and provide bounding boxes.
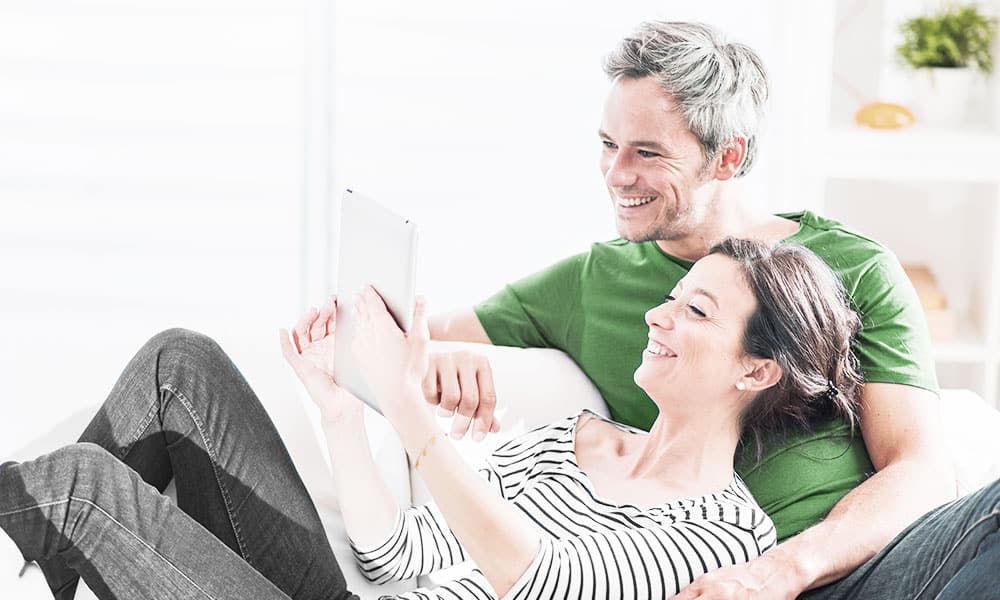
[429,309,491,343]
[773,454,955,592]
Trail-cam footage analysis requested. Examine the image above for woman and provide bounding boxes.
[0,239,862,599]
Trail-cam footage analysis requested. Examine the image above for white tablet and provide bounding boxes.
[332,189,418,413]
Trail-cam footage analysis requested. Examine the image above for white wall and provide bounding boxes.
[1,1,825,455]
[0,0,307,455]
[328,0,820,312]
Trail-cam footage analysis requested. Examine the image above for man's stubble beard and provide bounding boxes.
[619,203,694,243]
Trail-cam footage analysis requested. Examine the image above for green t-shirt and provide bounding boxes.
[474,210,937,542]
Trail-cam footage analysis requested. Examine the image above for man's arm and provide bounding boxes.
[429,308,492,343]
[676,382,956,599]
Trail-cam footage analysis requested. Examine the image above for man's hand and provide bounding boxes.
[423,351,501,441]
[673,549,804,600]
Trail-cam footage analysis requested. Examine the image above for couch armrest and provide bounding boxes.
[939,389,1000,496]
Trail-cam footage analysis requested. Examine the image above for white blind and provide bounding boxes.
[0,1,308,455]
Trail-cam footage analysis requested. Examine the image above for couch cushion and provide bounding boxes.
[939,389,1000,496]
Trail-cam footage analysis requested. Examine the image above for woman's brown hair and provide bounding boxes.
[709,238,864,460]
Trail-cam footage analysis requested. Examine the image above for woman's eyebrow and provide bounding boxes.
[691,288,720,308]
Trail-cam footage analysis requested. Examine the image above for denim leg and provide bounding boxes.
[801,478,1000,599]
[0,444,304,600]
[32,329,352,600]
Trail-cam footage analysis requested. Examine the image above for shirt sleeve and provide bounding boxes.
[502,515,775,599]
[850,251,939,393]
[351,464,504,583]
[375,569,498,600]
[473,253,586,349]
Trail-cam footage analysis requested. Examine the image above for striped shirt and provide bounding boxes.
[352,410,777,599]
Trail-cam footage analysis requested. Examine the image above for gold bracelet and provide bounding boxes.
[413,432,443,470]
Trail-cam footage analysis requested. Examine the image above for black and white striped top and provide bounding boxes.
[352,410,776,599]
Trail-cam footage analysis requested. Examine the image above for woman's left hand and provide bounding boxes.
[352,286,430,419]
[279,295,365,425]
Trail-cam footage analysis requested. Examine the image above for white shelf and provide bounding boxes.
[934,340,995,363]
[825,127,1000,182]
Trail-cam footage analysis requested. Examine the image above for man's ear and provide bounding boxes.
[712,137,748,181]
[738,357,782,393]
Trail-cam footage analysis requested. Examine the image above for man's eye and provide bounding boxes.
[688,305,706,317]
[602,140,617,149]
[638,150,660,158]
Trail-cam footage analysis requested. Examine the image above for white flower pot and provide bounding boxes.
[910,67,982,128]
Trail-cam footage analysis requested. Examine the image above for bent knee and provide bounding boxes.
[147,328,219,354]
[143,328,232,370]
[47,443,118,477]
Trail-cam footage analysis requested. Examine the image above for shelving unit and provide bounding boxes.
[813,0,1000,407]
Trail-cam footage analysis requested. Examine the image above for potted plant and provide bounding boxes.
[896,3,998,127]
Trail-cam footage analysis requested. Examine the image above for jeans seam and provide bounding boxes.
[913,508,1000,599]
[119,399,162,460]
[2,497,217,599]
[160,382,250,564]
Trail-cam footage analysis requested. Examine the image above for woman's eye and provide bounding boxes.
[663,294,675,303]
[688,305,706,317]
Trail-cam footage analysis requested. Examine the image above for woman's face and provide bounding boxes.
[634,254,758,406]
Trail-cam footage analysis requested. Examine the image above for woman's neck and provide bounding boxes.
[626,409,741,494]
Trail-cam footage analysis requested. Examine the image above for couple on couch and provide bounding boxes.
[2,20,998,600]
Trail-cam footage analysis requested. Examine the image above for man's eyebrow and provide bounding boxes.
[597,129,670,153]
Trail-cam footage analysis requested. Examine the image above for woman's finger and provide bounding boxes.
[409,296,429,342]
[279,329,304,375]
[312,297,333,341]
[353,292,368,325]
[278,328,296,361]
[290,328,304,353]
[296,306,319,343]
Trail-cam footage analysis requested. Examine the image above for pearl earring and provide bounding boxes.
[736,381,746,391]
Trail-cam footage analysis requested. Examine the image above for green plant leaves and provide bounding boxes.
[897,4,997,73]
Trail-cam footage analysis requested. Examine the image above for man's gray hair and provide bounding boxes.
[603,21,769,177]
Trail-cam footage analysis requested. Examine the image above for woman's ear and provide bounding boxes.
[738,358,782,393]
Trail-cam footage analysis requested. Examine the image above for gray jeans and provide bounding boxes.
[0,329,357,600]
[800,476,1000,599]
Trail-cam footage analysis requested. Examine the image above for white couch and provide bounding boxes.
[4,342,1000,599]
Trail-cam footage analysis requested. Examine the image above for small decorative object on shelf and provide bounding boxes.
[896,3,998,128]
[854,101,916,129]
[904,263,957,343]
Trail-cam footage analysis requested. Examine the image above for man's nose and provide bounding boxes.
[604,153,638,188]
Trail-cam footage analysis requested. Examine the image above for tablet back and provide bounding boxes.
[333,189,418,412]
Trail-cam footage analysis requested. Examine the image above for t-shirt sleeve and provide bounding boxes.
[473,253,586,349]
[850,251,939,393]
[351,504,469,583]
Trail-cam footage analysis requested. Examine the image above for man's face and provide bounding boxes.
[599,76,713,242]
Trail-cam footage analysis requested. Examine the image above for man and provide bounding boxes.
[425,21,999,599]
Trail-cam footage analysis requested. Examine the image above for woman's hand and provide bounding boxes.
[352,286,430,421]
[279,294,363,424]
